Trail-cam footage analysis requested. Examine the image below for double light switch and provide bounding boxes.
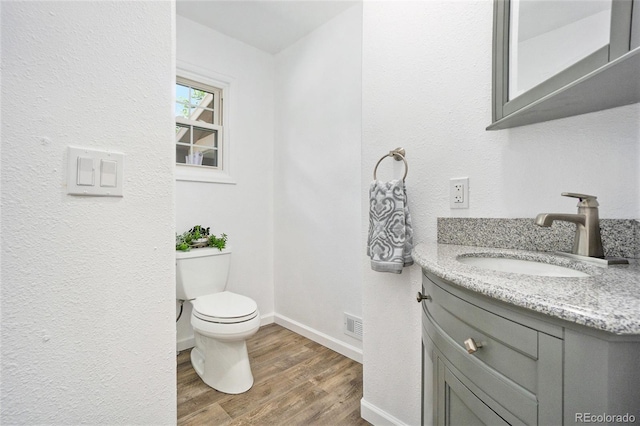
[68,147,124,196]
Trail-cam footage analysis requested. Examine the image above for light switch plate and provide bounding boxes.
[67,147,124,196]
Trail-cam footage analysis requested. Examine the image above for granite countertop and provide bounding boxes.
[413,243,640,335]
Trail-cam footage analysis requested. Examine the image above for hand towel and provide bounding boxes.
[367,179,414,273]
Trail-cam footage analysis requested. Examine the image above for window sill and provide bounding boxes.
[176,164,236,184]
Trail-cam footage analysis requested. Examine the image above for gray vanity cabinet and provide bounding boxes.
[421,270,640,425]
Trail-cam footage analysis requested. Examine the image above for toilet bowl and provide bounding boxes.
[189,291,260,394]
[176,248,260,394]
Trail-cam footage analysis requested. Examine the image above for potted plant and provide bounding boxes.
[176,225,228,252]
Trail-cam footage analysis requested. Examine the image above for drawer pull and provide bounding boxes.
[416,292,431,302]
[464,338,483,354]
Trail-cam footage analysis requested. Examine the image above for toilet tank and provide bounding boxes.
[176,247,231,300]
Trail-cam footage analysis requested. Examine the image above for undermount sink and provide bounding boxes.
[457,256,591,277]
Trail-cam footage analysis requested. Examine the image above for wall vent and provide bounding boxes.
[344,313,363,340]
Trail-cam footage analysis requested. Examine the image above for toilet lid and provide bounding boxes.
[192,291,258,323]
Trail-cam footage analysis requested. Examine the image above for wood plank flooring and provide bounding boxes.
[177,323,370,426]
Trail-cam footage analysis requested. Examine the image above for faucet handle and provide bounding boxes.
[562,192,599,207]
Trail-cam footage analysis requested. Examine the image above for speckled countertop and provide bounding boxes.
[413,243,640,335]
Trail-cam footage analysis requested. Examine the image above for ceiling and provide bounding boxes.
[176,0,359,54]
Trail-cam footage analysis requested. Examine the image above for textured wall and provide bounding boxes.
[175,15,276,347]
[1,2,176,423]
[362,1,639,424]
[273,4,363,355]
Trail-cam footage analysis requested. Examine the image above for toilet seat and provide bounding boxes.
[192,291,258,324]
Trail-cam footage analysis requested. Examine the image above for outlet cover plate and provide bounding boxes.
[450,177,469,209]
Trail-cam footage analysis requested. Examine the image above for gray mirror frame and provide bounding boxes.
[488,0,639,131]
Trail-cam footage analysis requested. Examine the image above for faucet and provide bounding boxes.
[535,192,604,258]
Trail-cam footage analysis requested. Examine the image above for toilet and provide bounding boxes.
[176,247,260,394]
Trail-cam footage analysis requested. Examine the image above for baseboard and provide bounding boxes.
[274,314,363,363]
[177,336,195,353]
[260,312,275,326]
[361,398,409,426]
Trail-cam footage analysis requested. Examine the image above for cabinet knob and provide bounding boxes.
[416,292,431,302]
[464,338,483,354]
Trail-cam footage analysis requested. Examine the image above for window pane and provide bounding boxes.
[192,127,217,147]
[176,84,190,118]
[193,107,214,124]
[190,88,213,105]
[176,84,189,101]
[175,102,192,119]
[191,91,215,124]
[176,144,189,164]
[175,124,191,144]
[201,148,218,167]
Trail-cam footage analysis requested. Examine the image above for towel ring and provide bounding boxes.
[373,148,408,181]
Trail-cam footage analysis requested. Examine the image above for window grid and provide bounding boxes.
[176,77,223,169]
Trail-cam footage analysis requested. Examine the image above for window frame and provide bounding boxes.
[175,63,234,184]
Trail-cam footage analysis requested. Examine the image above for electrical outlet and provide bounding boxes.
[450,177,469,209]
[453,184,464,203]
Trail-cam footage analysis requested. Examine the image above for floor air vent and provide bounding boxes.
[344,313,363,340]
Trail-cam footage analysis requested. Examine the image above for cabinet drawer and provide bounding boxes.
[423,274,538,394]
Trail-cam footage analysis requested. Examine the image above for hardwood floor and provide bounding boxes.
[177,323,371,426]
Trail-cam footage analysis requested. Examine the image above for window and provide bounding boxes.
[175,77,223,169]
[175,68,233,184]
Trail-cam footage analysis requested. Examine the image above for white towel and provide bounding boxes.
[367,179,414,273]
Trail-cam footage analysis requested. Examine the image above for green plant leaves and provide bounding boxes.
[176,226,227,251]
[208,233,227,251]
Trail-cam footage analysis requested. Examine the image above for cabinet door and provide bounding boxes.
[423,341,433,426]
[435,356,509,426]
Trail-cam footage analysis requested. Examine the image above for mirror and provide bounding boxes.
[488,0,639,130]
[509,0,612,98]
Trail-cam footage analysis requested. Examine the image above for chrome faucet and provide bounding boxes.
[535,193,604,258]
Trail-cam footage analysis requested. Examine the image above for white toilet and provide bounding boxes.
[176,247,260,394]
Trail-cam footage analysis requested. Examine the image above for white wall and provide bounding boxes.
[1,2,176,424]
[361,2,639,425]
[274,4,363,359]
[175,15,275,347]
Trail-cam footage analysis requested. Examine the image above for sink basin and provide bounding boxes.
[457,256,590,277]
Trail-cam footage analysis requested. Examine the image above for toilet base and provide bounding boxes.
[190,333,254,394]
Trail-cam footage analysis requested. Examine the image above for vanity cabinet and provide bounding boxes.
[421,270,640,425]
